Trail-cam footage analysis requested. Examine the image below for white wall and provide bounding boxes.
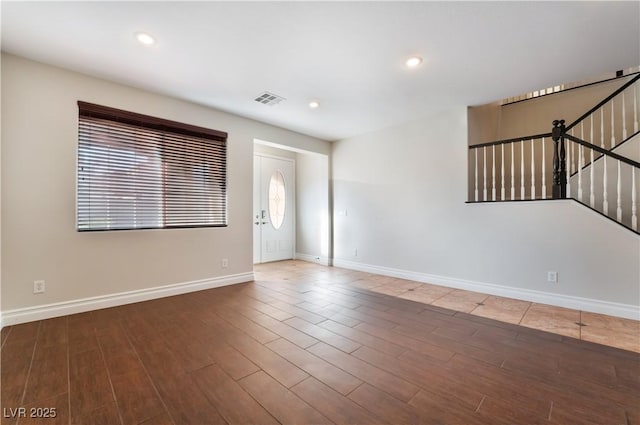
[296,152,330,264]
[332,108,640,318]
[1,54,329,323]
[0,53,3,327]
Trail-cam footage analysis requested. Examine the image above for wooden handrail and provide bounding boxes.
[564,133,640,168]
[469,133,551,149]
[565,73,640,132]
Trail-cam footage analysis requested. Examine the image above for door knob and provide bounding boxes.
[254,221,259,225]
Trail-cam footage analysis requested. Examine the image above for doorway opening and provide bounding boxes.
[253,139,331,266]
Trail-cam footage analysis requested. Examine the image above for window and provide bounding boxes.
[77,101,227,231]
[268,170,286,229]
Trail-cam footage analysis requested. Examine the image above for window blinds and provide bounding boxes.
[77,102,227,231]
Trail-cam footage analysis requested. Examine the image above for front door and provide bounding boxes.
[253,154,294,263]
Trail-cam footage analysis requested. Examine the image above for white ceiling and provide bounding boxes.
[2,1,639,141]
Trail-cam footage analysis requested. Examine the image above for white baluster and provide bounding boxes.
[600,107,605,149]
[542,137,547,199]
[520,140,525,199]
[590,116,595,208]
[622,91,627,140]
[617,161,622,222]
[580,121,585,164]
[492,145,496,201]
[611,101,616,148]
[601,107,606,213]
[530,139,535,199]
[570,139,575,173]
[474,149,478,202]
[577,144,583,202]
[483,147,487,201]
[634,83,638,133]
[566,136,573,198]
[501,144,505,200]
[603,155,609,215]
[510,144,515,200]
[632,167,637,231]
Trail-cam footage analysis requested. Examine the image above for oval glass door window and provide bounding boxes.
[268,170,286,230]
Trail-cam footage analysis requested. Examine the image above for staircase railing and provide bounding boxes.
[562,124,639,231]
[469,133,552,202]
[468,73,639,233]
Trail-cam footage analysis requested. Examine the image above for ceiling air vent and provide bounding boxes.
[254,91,286,106]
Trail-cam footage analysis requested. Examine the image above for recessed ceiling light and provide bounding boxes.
[406,56,423,68]
[136,32,156,45]
[309,101,320,109]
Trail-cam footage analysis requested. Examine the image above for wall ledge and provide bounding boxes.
[1,272,254,327]
[333,259,640,321]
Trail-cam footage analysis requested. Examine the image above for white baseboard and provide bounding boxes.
[1,272,254,327]
[295,252,332,266]
[333,259,640,321]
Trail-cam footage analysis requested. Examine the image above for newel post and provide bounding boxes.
[552,119,567,199]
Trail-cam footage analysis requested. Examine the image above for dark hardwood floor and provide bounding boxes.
[1,261,639,424]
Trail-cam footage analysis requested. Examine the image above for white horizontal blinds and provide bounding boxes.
[163,132,227,227]
[77,102,227,231]
[78,118,164,230]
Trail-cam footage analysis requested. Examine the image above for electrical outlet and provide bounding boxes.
[221,258,229,269]
[33,280,45,294]
[547,271,558,283]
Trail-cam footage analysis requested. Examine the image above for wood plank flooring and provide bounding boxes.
[1,260,639,424]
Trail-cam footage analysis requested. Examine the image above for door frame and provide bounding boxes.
[253,151,296,264]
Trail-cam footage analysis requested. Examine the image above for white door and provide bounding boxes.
[253,154,294,263]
